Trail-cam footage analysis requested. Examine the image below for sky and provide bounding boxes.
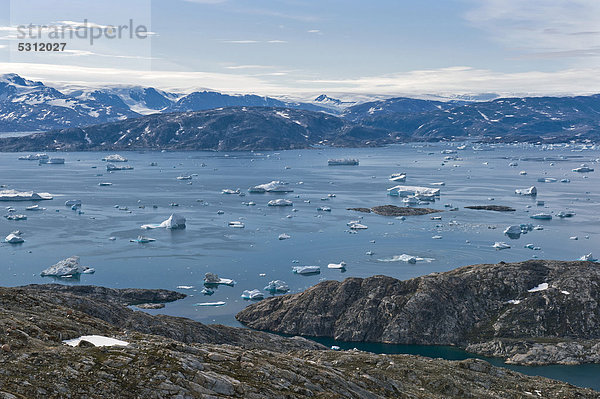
[0,0,600,99]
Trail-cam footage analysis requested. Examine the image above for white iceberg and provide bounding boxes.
[65,199,82,207]
[18,153,48,161]
[515,186,537,196]
[40,256,95,277]
[249,181,293,193]
[228,221,245,228]
[241,289,264,300]
[573,164,594,173]
[493,242,511,250]
[177,175,192,180]
[268,199,293,207]
[5,232,24,244]
[194,301,226,307]
[222,188,240,194]
[5,214,27,221]
[504,225,522,238]
[64,335,128,347]
[264,280,289,294]
[102,154,128,162]
[141,214,186,230]
[292,265,321,275]
[98,182,112,186]
[204,272,235,286]
[389,173,406,182]
[377,254,434,264]
[348,223,368,230]
[580,253,598,262]
[0,189,53,201]
[130,236,156,243]
[278,233,291,240]
[530,213,552,220]
[106,163,133,171]
[387,185,440,197]
[327,261,347,269]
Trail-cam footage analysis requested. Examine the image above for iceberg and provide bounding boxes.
[222,188,240,194]
[201,288,214,295]
[5,232,24,244]
[102,154,128,162]
[557,211,575,218]
[504,225,522,239]
[64,335,128,347]
[268,199,293,207]
[106,163,133,171]
[98,182,113,186]
[537,177,557,183]
[389,173,407,182]
[65,199,82,207]
[40,256,95,277]
[348,222,368,230]
[292,265,321,275]
[377,254,434,263]
[39,158,65,165]
[328,158,359,166]
[241,289,264,300]
[4,214,27,221]
[493,242,511,250]
[228,221,245,228]
[278,233,291,240]
[530,213,552,220]
[0,189,53,201]
[387,185,440,197]
[579,253,598,262]
[573,164,594,173]
[194,301,226,307]
[264,280,289,294]
[130,236,156,243]
[515,186,537,196]
[327,261,347,269]
[249,181,293,193]
[317,206,331,211]
[204,272,235,286]
[18,153,48,161]
[141,214,186,229]
[177,175,192,180]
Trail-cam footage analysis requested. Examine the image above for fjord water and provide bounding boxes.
[1,143,599,388]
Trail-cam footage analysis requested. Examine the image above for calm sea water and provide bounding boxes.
[1,142,599,389]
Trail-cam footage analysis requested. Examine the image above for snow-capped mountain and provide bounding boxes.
[312,94,357,112]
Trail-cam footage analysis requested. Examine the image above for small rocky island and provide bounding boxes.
[1,283,597,398]
[348,205,442,216]
[237,260,600,366]
[465,205,516,212]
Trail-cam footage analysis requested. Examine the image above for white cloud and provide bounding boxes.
[307,29,321,34]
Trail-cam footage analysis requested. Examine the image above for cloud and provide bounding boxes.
[307,29,321,34]
[222,39,287,44]
[224,64,274,70]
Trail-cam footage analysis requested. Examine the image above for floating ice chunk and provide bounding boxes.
[5,232,24,244]
[378,254,435,264]
[25,205,45,211]
[557,211,575,218]
[264,280,289,294]
[349,222,368,230]
[18,153,48,161]
[387,185,440,197]
[570,236,578,240]
[561,290,570,295]
[222,188,240,194]
[389,173,407,182]
[328,158,359,166]
[560,179,570,183]
[528,282,548,293]
[268,199,293,207]
[508,162,518,167]
[98,182,112,186]
[249,181,293,193]
[519,171,527,175]
[0,189,53,201]
[493,242,511,250]
[142,213,186,229]
[293,265,320,275]
[177,175,192,180]
[241,289,264,300]
[331,345,341,351]
[102,154,128,162]
[537,177,557,183]
[317,206,331,212]
[365,251,374,256]
[201,288,214,295]
[204,272,235,286]
[504,225,522,239]
[278,233,291,240]
[573,164,594,173]
[327,261,347,269]
[430,182,445,186]
[176,285,194,289]
[106,163,133,171]
[64,335,128,347]
[65,200,82,207]
[4,214,27,221]
[39,158,65,165]
[194,301,226,307]
[515,186,537,196]
[402,196,419,205]
[130,236,155,243]
[530,213,552,220]
[579,253,598,262]
[228,221,245,228]
[41,256,95,277]
[432,235,443,240]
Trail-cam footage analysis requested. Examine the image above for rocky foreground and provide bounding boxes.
[237,260,600,366]
[1,284,598,398]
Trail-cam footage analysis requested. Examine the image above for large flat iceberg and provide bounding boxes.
[387,185,440,197]
[249,181,294,193]
[0,189,53,201]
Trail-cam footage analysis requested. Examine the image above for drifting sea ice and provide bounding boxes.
[5,232,24,244]
[292,265,321,275]
[327,262,347,269]
[268,199,293,207]
[241,289,264,300]
[493,242,511,250]
[377,254,435,264]
[204,272,235,286]
[264,280,289,294]
[515,186,537,196]
[141,213,186,229]
[40,256,95,277]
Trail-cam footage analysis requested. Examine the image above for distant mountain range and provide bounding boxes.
[0,73,599,150]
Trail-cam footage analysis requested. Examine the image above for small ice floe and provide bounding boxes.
[430,182,445,186]
[573,164,594,173]
[530,213,552,220]
[228,221,245,228]
[528,283,548,293]
[317,206,331,212]
[560,178,570,183]
[194,301,226,307]
[217,210,225,215]
[389,173,407,182]
[201,288,214,295]
[519,171,527,175]
[130,236,156,243]
[4,214,27,221]
[327,261,347,270]
[18,153,48,161]
[377,254,434,264]
[580,253,598,262]
[64,335,128,347]
[5,232,24,244]
[241,289,264,300]
[98,182,112,186]
[537,177,557,183]
[106,163,133,171]
[508,162,518,167]
[177,175,192,180]
[432,235,443,239]
[65,199,82,207]
[493,242,511,250]
[102,154,128,162]
[176,285,194,289]
[292,265,321,275]
[387,185,440,197]
[365,251,374,256]
[557,211,575,218]
[328,158,359,166]
[39,158,65,165]
[141,213,186,229]
[348,222,368,230]
[506,299,521,305]
[248,181,293,193]
[25,205,45,211]
[264,280,289,294]
[204,272,235,286]
[504,225,522,239]
[524,244,541,250]
[570,236,578,240]
[515,186,537,196]
[402,196,419,205]
[278,233,291,240]
[222,188,240,194]
[41,256,95,277]
[0,189,53,201]
[268,199,293,207]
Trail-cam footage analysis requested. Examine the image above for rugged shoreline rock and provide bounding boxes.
[347,205,442,216]
[237,260,600,366]
[0,284,597,398]
[465,205,516,212]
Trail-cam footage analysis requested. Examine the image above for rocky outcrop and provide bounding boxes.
[347,205,442,216]
[237,260,600,365]
[465,205,516,212]
[0,284,597,398]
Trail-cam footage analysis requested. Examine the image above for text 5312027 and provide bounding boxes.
[17,42,67,51]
